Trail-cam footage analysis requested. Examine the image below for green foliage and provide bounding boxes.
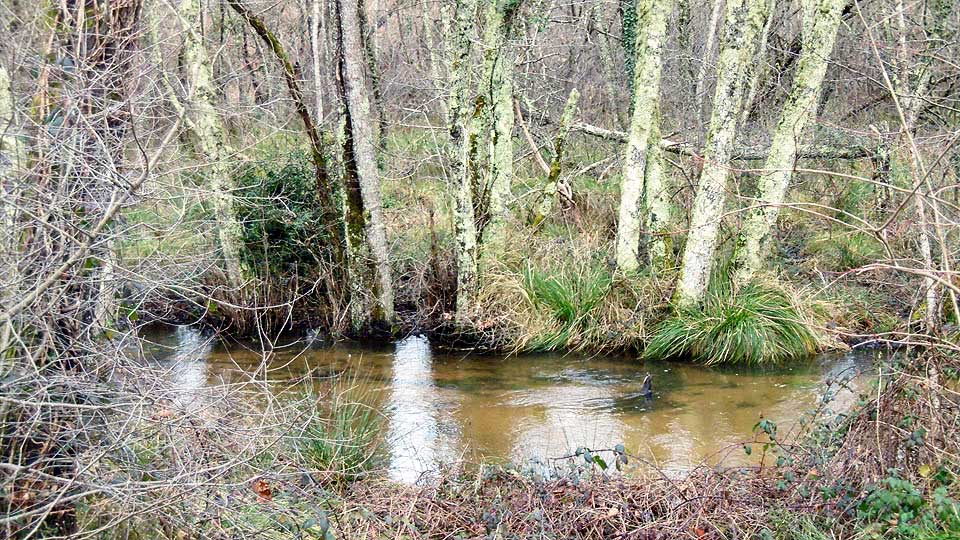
[644,281,818,365]
[857,472,960,539]
[298,382,385,483]
[521,260,612,351]
[234,150,331,275]
[807,230,883,271]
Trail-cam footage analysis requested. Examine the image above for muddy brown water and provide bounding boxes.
[145,326,876,483]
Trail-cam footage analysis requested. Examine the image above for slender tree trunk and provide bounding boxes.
[615,0,673,272]
[311,0,326,120]
[445,0,480,319]
[359,0,388,141]
[531,88,579,227]
[892,0,955,333]
[675,0,768,308]
[732,0,844,286]
[174,0,249,293]
[228,0,347,278]
[478,0,523,258]
[336,0,395,323]
[695,0,726,116]
[0,65,25,356]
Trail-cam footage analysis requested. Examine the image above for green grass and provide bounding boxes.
[643,281,819,366]
[520,260,612,351]
[298,380,385,482]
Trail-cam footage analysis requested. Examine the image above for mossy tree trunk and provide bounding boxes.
[447,0,480,319]
[335,0,396,324]
[615,0,673,273]
[675,0,768,308]
[531,88,579,227]
[477,0,523,260]
[731,0,844,286]
[177,0,249,294]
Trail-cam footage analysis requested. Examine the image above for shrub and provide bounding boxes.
[234,150,333,275]
[643,281,819,365]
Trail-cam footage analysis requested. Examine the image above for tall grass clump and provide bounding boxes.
[298,379,385,482]
[644,281,819,365]
[520,261,612,351]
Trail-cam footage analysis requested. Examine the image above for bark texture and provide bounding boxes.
[675,0,768,308]
[336,0,395,323]
[477,0,522,258]
[732,0,844,286]
[614,0,672,272]
[178,0,249,292]
[531,88,579,227]
[448,0,481,319]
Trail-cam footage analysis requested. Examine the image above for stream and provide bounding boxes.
[145,326,875,483]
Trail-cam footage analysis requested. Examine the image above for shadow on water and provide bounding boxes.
[143,326,876,481]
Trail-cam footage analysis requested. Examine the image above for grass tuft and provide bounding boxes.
[298,379,385,482]
[520,261,612,351]
[643,281,819,365]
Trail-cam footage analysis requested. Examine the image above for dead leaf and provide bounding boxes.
[252,478,272,501]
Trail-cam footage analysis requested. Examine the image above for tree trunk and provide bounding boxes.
[336,0,395,323]
[643,103,673,271]
[0,65,25,356]
[694,0,726,116]
[615,0,673,272]
[531,88,579,227]
[675,0,768,308]
[739,0,776,125]
[228,0,347,287]
[311,0,326,120]
[477,0,522,259]
[446,0,480,320]
[176,0,249,294]
[732,0,844,286]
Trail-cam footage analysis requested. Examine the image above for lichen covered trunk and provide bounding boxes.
[614,0,673,272]
[443,0,480,318]
[732,0,844,286]
[531,88,579,227]
[643,104,673,271]
[178,0,248,292]
[477,0,521,260]
[675,0,768,308]
[337,0,395,323]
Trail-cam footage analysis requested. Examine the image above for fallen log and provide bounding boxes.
[573,122,876,161]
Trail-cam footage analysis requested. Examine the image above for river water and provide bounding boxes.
[145,326,874,482]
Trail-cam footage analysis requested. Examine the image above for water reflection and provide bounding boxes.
[386,336,458,483]
[162,326,214,406]
[145,326,873,481]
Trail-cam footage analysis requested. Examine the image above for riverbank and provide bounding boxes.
[127,131,913,362]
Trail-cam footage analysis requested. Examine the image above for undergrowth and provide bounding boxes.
[644,280,820,365]
[297,379,385,483]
